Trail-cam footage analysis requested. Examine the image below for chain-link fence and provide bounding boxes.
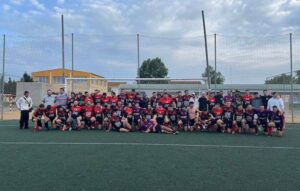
[0,33,299,122]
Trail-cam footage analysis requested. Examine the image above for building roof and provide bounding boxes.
[32,68,104,78]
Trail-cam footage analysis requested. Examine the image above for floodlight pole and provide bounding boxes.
[71,33,74,92]
[290,33,294,123]
[202,10,210,89]
[137,34,140,78]
[1,35,5,120]
[61,14,65,84]
[214,33,217,91]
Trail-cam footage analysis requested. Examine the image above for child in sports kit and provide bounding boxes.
[211,103,224,132]
[208,92,216,111]
[82,101,96,129]
[159,93,173,109]
[122,103,133,130]
[103,104,113,130]
[141,118,178,135]
[55,106,68,131]
[242,90,252,108]
[32,104,45,132]
[255,105,270,134]
[155,104,166,126]
[176,91,184,108]
[268,106,285,137]
[233,105,244,133]
[117,90,127,107]
[44,105,57,129]
[177,106,188,131]
[183,90,190,107]
[93,102,104,129]
[133,103,143,130]
[94,92,102,105]
[198,110,212,131]
[101,93,110,107]
[150,92,158,109]
[222,101,235,134]
[67,92,76,108]
[243,105,258,135]
[143,104,153,121]
[77,92,85,106]
[110,92,118,109]
[187,102,197,132]
[68,101,82,130]
[166,105,178,128]
[108,111,131,132]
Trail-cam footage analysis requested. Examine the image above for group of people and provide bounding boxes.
[16,88,286,137]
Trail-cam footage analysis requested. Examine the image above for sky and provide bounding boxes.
[0,0,300,83]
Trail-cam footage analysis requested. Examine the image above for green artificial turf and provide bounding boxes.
[0,121,299,191]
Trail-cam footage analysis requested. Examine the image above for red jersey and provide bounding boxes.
[159,97,173,107]
[83,105,94,119]
[212,107,223,119]
[124,107,133,116]
[94,94,102,104]
[84,97,94,104]
[110,96,118,106]
[242,95,252,105]
[101,96,110,105]
[44,105,57,118]
[70,106,82,117]
[93,106,103,117]
[34,108,44,117]
[127,92,136,100]
[155,108,166,118]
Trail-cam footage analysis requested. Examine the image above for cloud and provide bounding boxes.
[30,0,46,11]
[2,4,11,11]
[0,0,299,83]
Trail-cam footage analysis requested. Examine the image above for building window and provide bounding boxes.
[36,76,49,83]
[52,77,64,84]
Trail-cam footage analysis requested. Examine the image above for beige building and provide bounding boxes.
[32,68,108,93]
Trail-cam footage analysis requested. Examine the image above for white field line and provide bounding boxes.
[0,142,299,150]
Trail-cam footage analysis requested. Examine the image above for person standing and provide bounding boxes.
[16,91,33,129]
[261,90,272,109]
[55,88,68,108]
[198,92,208,112]
[42,89,56,106]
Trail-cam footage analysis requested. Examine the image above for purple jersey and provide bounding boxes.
[178,108,188,121]
[270,112,284,125]
[255,109,269,122]
[141,120,155,131]
[133,107,142,119]
[223,95,234,103]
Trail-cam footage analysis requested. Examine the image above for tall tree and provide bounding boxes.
[4,77,16,95]
[20,72,33,82]
[139,58,168,83]
[202,65,225,84]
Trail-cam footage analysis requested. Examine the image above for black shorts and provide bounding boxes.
[189,118,195,126]
[154,124,162,133]
[180,118,188,126]
[113,121,123,131]
[95,116,103,124]
[258,120,268,131]
[134,118,141,126]
[223,119,233,129]
[156,117,164,125]
[127,117,133,125]
[275,123,283,131]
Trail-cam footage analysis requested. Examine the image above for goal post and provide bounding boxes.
[64,77,208,96]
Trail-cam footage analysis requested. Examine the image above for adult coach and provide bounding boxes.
[55,88,68,108]
[16,91,33,129]
[42,89,56,106]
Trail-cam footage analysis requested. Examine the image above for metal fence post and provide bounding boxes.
[1,35,6,120]
[290,33,294,123]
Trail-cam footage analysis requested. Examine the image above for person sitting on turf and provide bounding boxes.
[268,106,284,137]
[55,105,68,131]
[177,106,188,131]
[44,104,57,130]
[187,102,197,132]
[255,105,270,135]
[222,101,235,134]
[107,111,131,132]
[93,102,104,130]
[82,100,96,130]
[234,105,245,134]
[210,103,224,133]
[68,100,82,131]
[142,117,178,135]
[243,105,258,135]
[32,104,45,132]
